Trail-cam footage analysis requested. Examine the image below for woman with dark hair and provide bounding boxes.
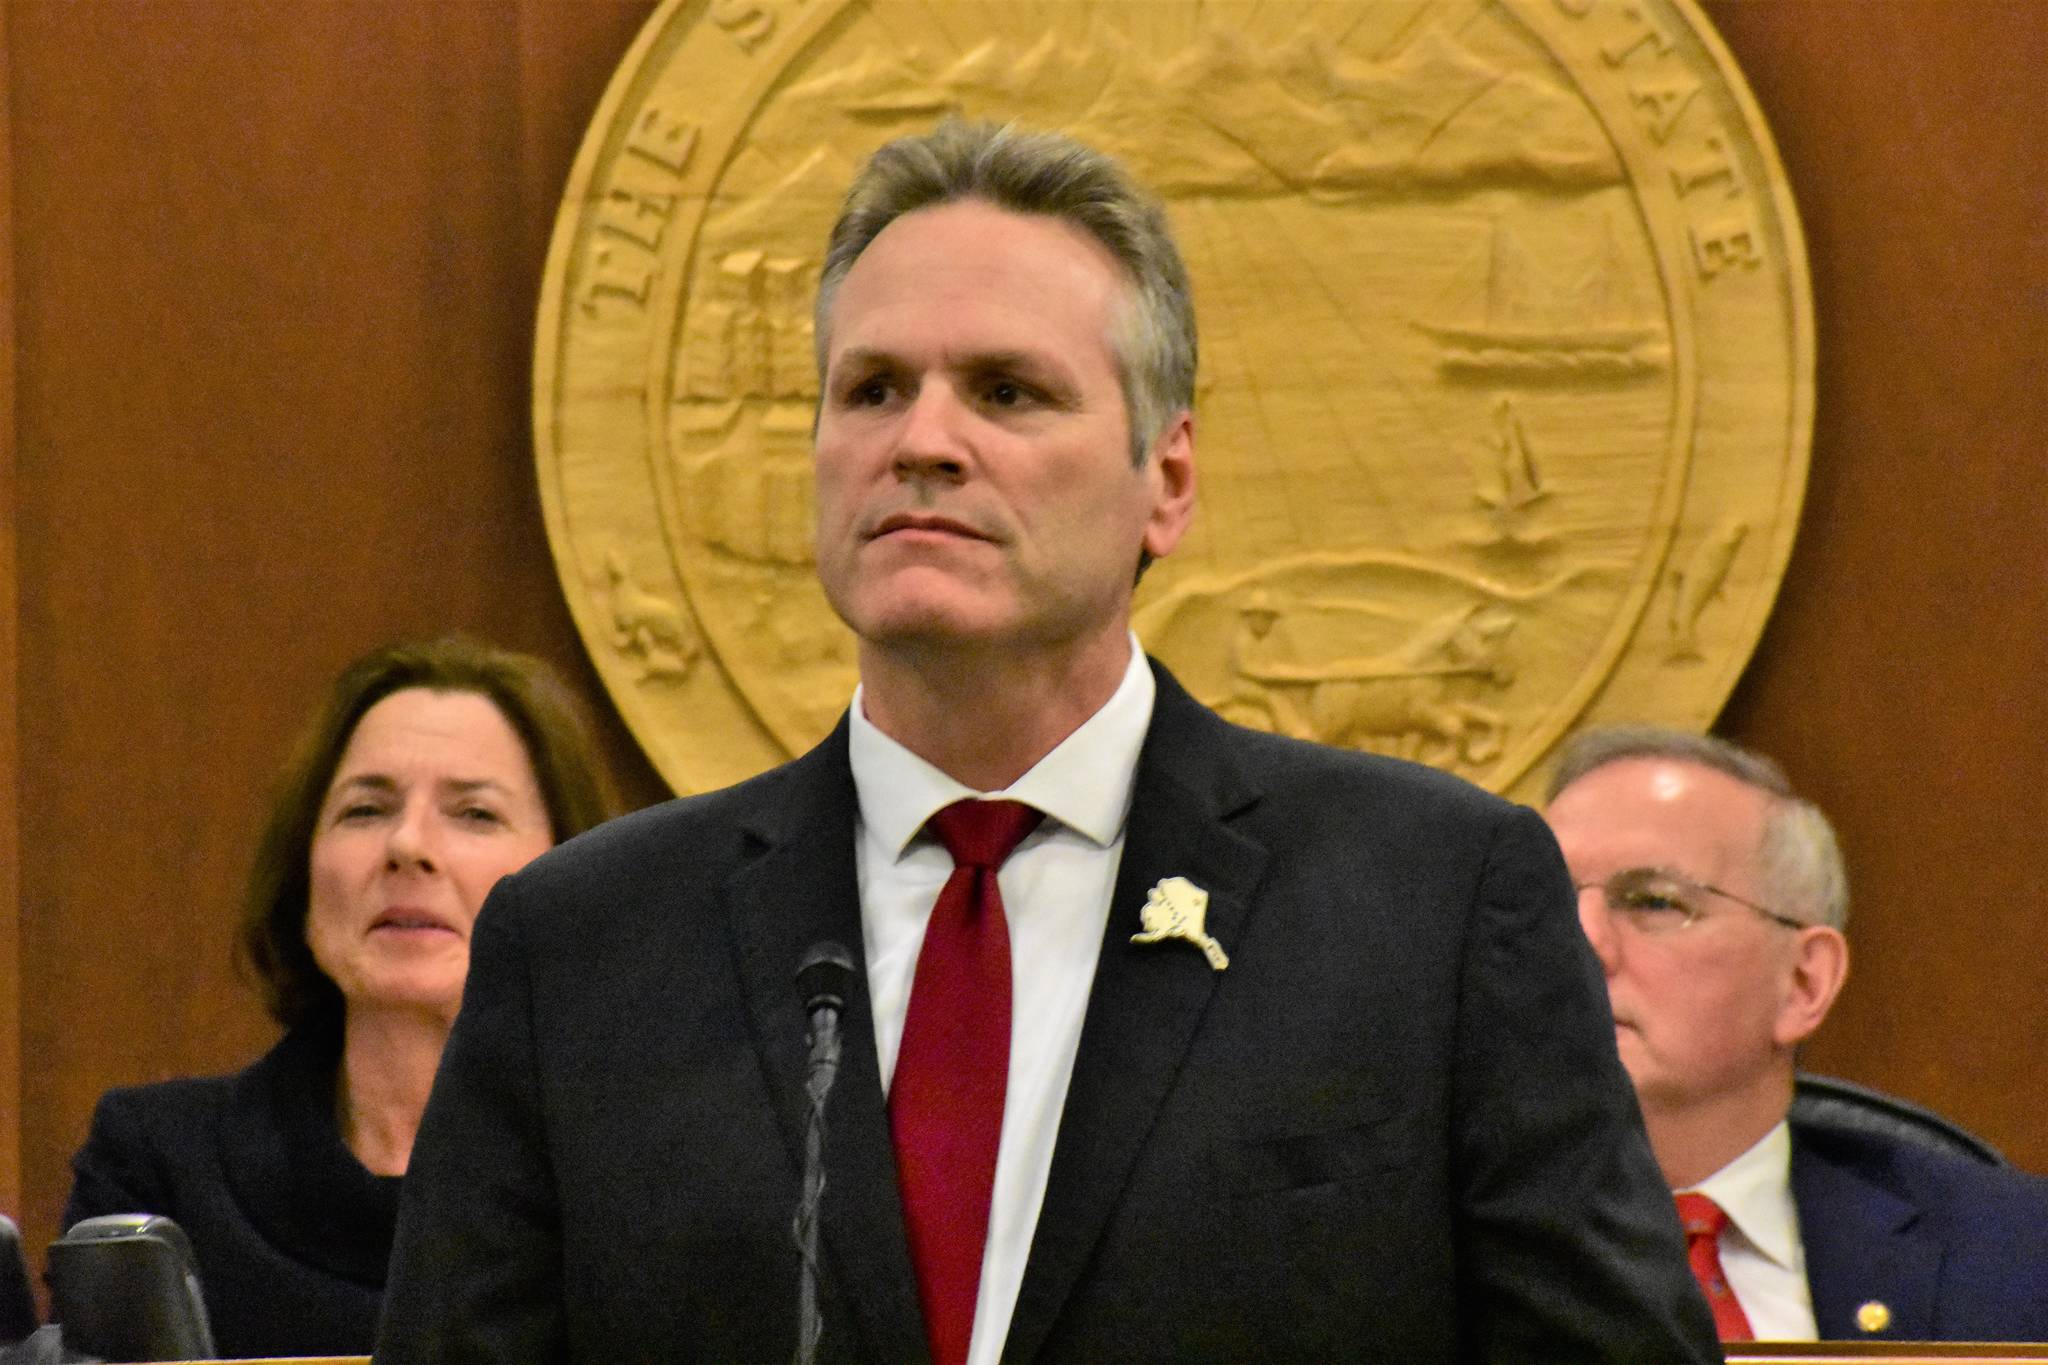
[63,636,619,1356]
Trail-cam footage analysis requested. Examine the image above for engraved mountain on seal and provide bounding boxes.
[776,25,1623,197]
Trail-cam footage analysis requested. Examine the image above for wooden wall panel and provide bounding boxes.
[2,0,2040,1285]
[1,4,22,1221]
[7,0,665,1266]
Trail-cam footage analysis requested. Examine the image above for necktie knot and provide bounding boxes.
[1674,1191,1730,1240]
[928,798,1043,871]
[1674,1191,1752,1341]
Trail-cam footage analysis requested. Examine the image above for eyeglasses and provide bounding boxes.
[1575,867,1808,936]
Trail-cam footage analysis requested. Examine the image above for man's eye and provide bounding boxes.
[1617,888,1687,914]
[844,376,891,406]
[983,378,1040,408]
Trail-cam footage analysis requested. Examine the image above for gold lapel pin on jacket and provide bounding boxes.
[1132,876,1229,970]
[1854,1301,1892,1334]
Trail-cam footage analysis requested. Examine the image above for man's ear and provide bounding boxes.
[1774,926,1849,1048]
[1141,411,1197,562]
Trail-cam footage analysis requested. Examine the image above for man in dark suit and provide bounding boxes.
[378,120,1715,1362]
[1546,727,2048,1343]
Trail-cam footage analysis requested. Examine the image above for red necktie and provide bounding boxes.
[1675,1192,1755,1341]
[890,799,1043,1365]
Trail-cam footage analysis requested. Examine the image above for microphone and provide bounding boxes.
[797,941,855,1022]
[792,941,854,1365]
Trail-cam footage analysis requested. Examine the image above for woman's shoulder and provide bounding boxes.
[65,1068,246,1234]
[84,1069,240,1146]
[71,1033,312,1201]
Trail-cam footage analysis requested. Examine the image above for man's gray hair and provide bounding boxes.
[1547,726,1850,932]
[814,118,1197,467]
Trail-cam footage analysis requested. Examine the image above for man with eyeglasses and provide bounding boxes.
[1545,726,2048,1344]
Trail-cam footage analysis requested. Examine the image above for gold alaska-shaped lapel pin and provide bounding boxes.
[1132,876,1229,971]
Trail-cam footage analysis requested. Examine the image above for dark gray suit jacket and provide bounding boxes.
[378,664,1716,1361]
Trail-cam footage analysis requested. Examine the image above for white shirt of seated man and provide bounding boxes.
[1682,1119,1817,1339]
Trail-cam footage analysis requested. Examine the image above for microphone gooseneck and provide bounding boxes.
[792,941,855,1365]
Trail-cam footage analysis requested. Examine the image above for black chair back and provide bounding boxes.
[1791,1072,2006,1166]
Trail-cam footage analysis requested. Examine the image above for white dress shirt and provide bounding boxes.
[1681,1120,1819,1340]
[847,639,1155,1365]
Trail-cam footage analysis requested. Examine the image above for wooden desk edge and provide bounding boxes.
[134,1349,2048,1364]
[1728,1345,2048,1362]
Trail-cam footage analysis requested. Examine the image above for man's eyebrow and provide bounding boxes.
[959,350,1059,375]
[1610,865,1705,885]
[829,346,1058,373]
[826,345,900,372]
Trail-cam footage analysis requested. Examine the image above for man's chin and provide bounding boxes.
[1609,1025,1651,1078]
[851,604,1015,656]
[835,579,1019,647]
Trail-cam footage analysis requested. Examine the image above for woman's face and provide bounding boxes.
[305,687,552,1023]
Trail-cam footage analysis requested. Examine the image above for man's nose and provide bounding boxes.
[1575,887,1624,975]
[891,384,970,484]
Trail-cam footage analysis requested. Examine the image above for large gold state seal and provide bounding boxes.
[534,0,1811,801]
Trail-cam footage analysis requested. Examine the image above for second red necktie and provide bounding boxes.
[1675,1191,1755,1341]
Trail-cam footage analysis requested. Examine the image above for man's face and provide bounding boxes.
[1545,758,1812,1118]
[812,199,1192,660]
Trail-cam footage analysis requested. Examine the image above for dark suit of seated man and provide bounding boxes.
[1546,727,2048,1343]
[375,119,1718,1363]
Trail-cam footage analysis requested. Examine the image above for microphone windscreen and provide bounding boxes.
[796,941,855,1013]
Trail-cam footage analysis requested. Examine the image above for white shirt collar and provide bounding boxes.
[1682,1119,1802,1271]
[847,635,1156,855]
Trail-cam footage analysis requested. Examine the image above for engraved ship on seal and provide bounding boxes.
[1416,213,1669,379]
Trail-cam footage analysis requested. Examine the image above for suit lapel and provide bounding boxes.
[1003,666,1269,1364]
[1792,1131,1940,1340]
[727,722,930,1363]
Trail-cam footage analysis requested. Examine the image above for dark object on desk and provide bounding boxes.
[46,1214,215,1363]
[0,1326,89,1365]
[0,1216,37,1345]
[1792,1073,2006,1167]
